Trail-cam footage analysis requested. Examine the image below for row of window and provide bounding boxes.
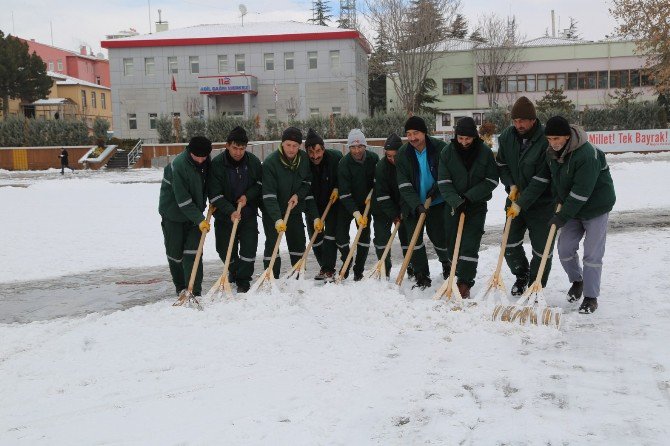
[123,51,342,77]
[443,69,652,95]
[47,60,64,71]
[127,106,344,130]
[80,90,106,109]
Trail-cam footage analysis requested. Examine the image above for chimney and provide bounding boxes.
[551,10,556,37]
[80,45,87,55]
[156,9,169,33]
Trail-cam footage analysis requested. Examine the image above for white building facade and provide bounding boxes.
[102,22,370,140]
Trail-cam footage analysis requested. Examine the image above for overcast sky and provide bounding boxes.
[1,0,618,57]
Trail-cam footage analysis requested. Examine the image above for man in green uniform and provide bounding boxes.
[158,136,213,297]
[544,116,616,314]
[304,128,343,281]
[372,133,412,278]
[336,128,379,281]
[208,126,262,293]
[262,127,315,278]
[396,116,450,289]
[437,117,499,298]
[497,96,555,295]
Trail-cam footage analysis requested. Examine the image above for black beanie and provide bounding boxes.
[304,128,324,149]
[384,133,402,151]
[544,116,572,136]
[455,117,479,138]
[404,116,428,134]
[187,136,212,157]
[281,126,303,144]
[511,96,537,120]
[226,126,248,145]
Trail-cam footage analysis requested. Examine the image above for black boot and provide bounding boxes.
[511,276,528,296]
[407,265,415,280]
[579,297,598,314]
[353,272,364,281]
[236,281,250,293]
[412,273,432,290]
[442,261,451,280]
[567,280,583,302]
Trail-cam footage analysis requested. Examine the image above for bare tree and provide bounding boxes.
[365,0,460,114]
[184,96,203,118]
[473,13,525,107]
[284,96,302,120]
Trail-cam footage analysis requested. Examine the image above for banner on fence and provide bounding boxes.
[587,129,670,152]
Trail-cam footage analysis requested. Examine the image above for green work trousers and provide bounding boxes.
[161,217,204,296]
[214,216,258,287]
[372,214,410,274]
[335,211,371,276]
[402,202,450,278]
[444,202,487,287]
[306,207,343,273]
[262,212,306,278]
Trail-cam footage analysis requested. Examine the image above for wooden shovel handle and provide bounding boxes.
[186,205,215,293]
[395,196,432,286]
[222,202,244,282]
[338,189,373,280]
[534,204,563,285]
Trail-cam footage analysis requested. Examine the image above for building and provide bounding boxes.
[385,37,656,132]
[101,21,370,140]
[21,39,110,87]
[2,71,112,128]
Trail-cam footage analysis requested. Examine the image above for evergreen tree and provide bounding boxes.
[368,24,391,115]
[447,13,468,39]
[403,0,448,50]
[469,28,486,43]
[0,31,52,120]
[536,87,575,114]
[414,78,439,114]
[309,0,333,26]
[608,85,642,107]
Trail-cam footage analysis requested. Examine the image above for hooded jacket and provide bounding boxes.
[159,148,209,224]
[262,148,316,222]
[396,136,447,216]
[208,150,262,221]
[546,125,616,221]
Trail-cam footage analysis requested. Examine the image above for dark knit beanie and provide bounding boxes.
[404,116,428,134]
[544,116,572,136]
[187,136,213,157]
[455,117,479,138]
[304,128,324,149]
[226,126,248,145]
[384,133,403,151]
[511,96,537,120]
[281,126,303,144]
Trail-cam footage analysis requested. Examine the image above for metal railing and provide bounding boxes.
[127,139,143,167]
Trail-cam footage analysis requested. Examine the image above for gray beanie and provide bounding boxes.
[347,128,367,147]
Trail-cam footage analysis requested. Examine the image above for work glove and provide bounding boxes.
[275,219,287,233]
[353,211,368,228]
[506,202,521,218]
[198,220,210,233]
[508,185,520,202]
[330,189,339,202]
[415,204,427,216]
[314,218,324,233]
[548,214,566,229]
[454,198,468,215]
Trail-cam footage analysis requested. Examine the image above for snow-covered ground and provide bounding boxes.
[1,153,669,444]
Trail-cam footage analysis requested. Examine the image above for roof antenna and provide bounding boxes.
[239,4,247,27]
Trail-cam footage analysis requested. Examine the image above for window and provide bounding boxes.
[478,76,503,93]
[57,59,63,71]
[235,54,245,72]
[332,106,342,116]
[641,71,653,86]
[330,50,340,69]
[567,72,578,90]
[101,93,106,109]
[167,56,178,74]
[123,58,133,76]
[149,113,158,130]
[441,113,452,127]
[472,113,483,125]
[598,71,609,89]
[48,61,54,71]
[264,53,274,71]
[310,107,320,116]
[81,90,87,108]
[189,56,199,74]
[95,75,101,85]
[217,55,228,73]
[144,57,155,76]
[630,69,641,87]
[267,109,276,119]
[284,52,294,70]
[308,51,318,69]
[91,92,97,108]
[128,113,137,130]
[610,70,630,88]
[578,71,597,89]
[507,76,517,93]
[443,78,473,95]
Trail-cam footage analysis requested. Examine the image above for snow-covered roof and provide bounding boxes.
[522,36,592,46]
[32,98,74,105]
[434,38,481,52]
[47,71,111,90]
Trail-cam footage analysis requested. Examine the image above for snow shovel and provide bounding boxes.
[249,203,294,293]
[492,205,563,329]
[206,202,244,300]
[283,189,337,281]
[336,189,373,283]
[173,205,215,310]
[366,219,401,280]
[433,211,465,305]
[395,196,432,286]
[475,215,513,304]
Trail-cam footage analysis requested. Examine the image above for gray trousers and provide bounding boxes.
[557,212,609,299]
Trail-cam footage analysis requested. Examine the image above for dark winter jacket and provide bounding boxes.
[307,149,343,220]
[438,138,499,211]
[496,122,553,210]
[337,150,379,215]
[262,148,316,222]
[546,125,616,221]
[371,157,402,220]
[60,149,69,166]
[396,136,447,216]
[159,148,209,224]
[208,150,262,221]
